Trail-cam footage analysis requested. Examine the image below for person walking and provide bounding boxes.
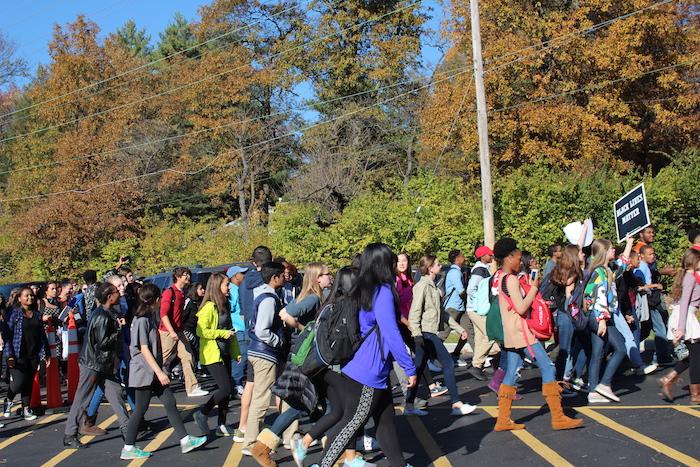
[3,287,50,421]
[193,273,241,437]
[62,283,130,449]
[405,255,476,417]
[120,283,207,459]
[444,250,472,368]
[493,237,583,432]
[466,246,498,379]
[227,266,249,398]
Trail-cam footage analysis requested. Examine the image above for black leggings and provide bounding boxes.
[308,370,345,441]
[673,341,700,384]
[321,374,403,467]
[202,360,231,425]
[7,357,39,408]
[124,381,187,445]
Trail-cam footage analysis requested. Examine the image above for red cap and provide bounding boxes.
[692,245,700,252]
[475,246,494,259]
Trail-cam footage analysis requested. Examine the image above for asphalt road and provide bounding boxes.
[1,362,699,467]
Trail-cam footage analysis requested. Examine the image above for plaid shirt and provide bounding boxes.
[3,307,49,361]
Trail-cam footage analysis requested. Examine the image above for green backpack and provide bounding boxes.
[485,274,506,343]
[291,320,317,367]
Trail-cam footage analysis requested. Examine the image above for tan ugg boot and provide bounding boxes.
[542,382,584,430]
[251,428,280,467]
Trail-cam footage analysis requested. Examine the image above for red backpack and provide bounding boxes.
[500,275,553,342]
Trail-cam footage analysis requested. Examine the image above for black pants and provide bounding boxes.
[125,381,187,445]
[321,375,404,467]
[308,370,345,441]
[673,341,700,384]
[202,360,231,425]
[8,357,40,408]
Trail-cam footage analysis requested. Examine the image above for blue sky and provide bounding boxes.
[1,0,445,88]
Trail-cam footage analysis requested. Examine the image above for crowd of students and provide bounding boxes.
[0,226,699,466]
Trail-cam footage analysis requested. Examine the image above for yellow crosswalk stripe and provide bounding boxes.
[482,407,574,467]
[576,407,699,466]
[404,415,452,467]
[223,440,243,466]
[128,428,175,467]
[0,413,63,450]
[41,414,118,467]
[672,406,700,418]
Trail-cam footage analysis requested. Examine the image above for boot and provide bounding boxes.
[658,370,679,402]
[79,411,107,436]
[495,384,525,431]
[488,368,504,393]
[542,382,583,430]
[690,384,700,404]
[251,428,280,467]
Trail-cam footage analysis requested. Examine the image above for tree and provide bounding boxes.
[113,19,152,57]
[156,12,198,59]
[0,31,27,91]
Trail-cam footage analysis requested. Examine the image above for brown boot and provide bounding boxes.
[658,370,679,402]
[251,428,279,467]
[690,384,700,404]
[79,412,106,436]
[495,384,525,431]
[542,382,583,430]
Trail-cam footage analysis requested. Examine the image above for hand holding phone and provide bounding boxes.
[529,269,539,282]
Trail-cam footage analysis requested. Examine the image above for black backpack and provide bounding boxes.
[315,298,381,366]
[568,271,593,331]
[539,274,564,312]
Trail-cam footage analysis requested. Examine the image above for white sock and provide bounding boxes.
[123,445,134,451]
[180,435,190,444]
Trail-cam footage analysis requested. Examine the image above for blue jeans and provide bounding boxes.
[503,341,555,387]
[270,406,304,437]
[406,333,460,404]
[649,307,670,363]
[612,312,643,368]
[230,330,249,387]
[588,315,626,389]
[87,358,135,417]
[555,310,574,380]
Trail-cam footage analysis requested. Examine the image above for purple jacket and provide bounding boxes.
[342,284,416,389]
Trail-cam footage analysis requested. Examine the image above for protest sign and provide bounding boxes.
[614,183,650,243]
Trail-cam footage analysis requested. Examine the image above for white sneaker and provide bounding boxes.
[3,400,14,418]
[241,447,252,456]
[235,385,245,397]
[572,377,588,392]
[455,358,469,367]
[187,387,209,397]
[451,403,477,416]
[643,363,659,375]
[594,384,620,402]
[403,407,428,416]
[362,435,379,452]
[588,393,609,404]
[23,408,37,421]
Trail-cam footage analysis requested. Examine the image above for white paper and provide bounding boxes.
[563,219,593,247]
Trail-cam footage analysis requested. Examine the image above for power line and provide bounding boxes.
[0,62,470,177]
[491,60,696,114]
[0,0,421,142]
[483,0,673,74]
[0,65,470,203]
[0,2,302,123]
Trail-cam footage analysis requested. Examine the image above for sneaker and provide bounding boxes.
[241,447,252,456]
[3,400,14,418]
[430,385,448,398]
[235,385,245,397]
[187,387,209,397]
[414,398,428,410]
[291,433,307,467]
[403,407,428,416]
[643,363,659,375]
[467,366,487,381]
[233,428,246,443]
[451,403,477,416]
[453,357,469,367]
[120,446,152,460]
[572,378,588,392]
[561,387,578,398]
[343,454,377,467]
[23,408,37,421]
[193,409,210,435]
[181,435,207,454]
[216,424,235,437]
[588,393,609,404]
[594,384,620,402]
[361,434,379,452]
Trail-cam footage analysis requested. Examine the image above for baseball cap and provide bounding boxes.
[475,246,494,259]
[226,265,249,278]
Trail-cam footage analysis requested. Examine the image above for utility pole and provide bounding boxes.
[469,0,495,248]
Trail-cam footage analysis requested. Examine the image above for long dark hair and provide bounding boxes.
[135,283,161,318]
[350,243,398,311]
[320,266,358,314]
[187,281,205,304]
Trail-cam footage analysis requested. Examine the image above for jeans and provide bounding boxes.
[87,357,135,417]
[271,406,304,437]
[588,315,626,389]
[406,333,460,404]
[612,312,643,367]
[555,311,574,380]
[231,330,249,387]
[503,341,555,387]
[649,307,670,362]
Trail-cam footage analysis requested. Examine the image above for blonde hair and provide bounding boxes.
[587,239,613,273]
[671,249,700,302]
[297,262,327,302]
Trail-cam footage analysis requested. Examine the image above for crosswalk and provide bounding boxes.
[1,404,699,466]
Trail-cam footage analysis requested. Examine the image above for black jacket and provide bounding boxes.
[79,306,120,374]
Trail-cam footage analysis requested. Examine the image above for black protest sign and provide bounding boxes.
[614,183,650,243]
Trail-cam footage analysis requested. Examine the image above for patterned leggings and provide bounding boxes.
[320,374,405,467]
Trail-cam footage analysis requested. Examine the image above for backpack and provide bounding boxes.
[499,275,553,341]
[474,274,494,316]
[568,270,594,331]
[314,299,381,367]
[539,274,564,312]
[485,271,505,342]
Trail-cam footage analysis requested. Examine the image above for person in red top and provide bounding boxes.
[159,267,207,397]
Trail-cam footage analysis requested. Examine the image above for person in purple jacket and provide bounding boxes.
[319,243,417,467]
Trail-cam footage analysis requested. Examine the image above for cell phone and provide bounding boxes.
[530,269,539,282]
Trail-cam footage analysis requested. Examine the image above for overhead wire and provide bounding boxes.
[0,65,470,203]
